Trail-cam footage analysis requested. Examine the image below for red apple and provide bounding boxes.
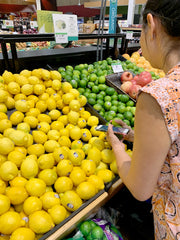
[120,81,133,94]
[120,71,133,83]
[136,71,152,87]
[129,84,141,99]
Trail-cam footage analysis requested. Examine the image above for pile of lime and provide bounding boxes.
[58,58,136,128]
[79,220,106,239]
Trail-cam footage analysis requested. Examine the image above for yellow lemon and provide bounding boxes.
[20,69,31,78]
[60,190,82,212]
[24,133,33,148]
[0,89,8,103]
[37,154,55,170]
[20,157,39,179]
[82,143,92,155]
[3,128,14,138]
[0,103,7,113]
[24,116,38,129]
[39,92,49,101]
[21,84,34,96]
[0,119,12,133]
[48,204,67,225]
[69,126,82,141]
[25,178,46,197]
[69,167,86,186]
[101,149,115,164]
[9,176,27,187]
[33,84,45,95]
[91,138,105,151]
[58,115,68,125]
[0,112,7,120]
[14,146,27,155]
[90,126,101,137]
[50,93,61,101]
[99,132,107,141]
[7,82,20,95]
[56,99,65,110]
[53,147,68,163]
[0,137,14,155]
[15,74,29,86]
[0,161,18,181]
[97,169,115,183]
[50,70,61,80]
[31,68,42,79]
[77,118,86,129]
[77,95,87,107]
[61,82,72,93]
[6,186,28,205]
[71,140,83,150]
[10,111,24,126]
[46,97,56,111]
[41,69,51,81]
[0,194,10,215]
[29,210,54,234]
[17,122,30,133]
[0,179,7,194]
[62,106,70,115]
[69,99,81,112]
[69,88,79,98]
[87,116,99,127]
[28,76,40,85]
[5,96,15,110]
[76,181,96,200]
[52,79,61,91]
[80,110,91,120]
[15,100,30,113]
[23,196,42,216]
[110,160,118,174]
[59,128,69,137]
[32,130,47,144]
[46,87,55,95]
[88,175,105,191]
[38,169,57,186]
[2,70,15,84]
[35,100,47,113]
[95,161,108,173]
[81,129,92,142]
[40,192,60,210]
[67,110,79,125]
[56,160,73,177]
[44,140,60,153]
[58,136,71,148]
[10,227,35,240]
[9,130,28,147]
[68,149,83,166]
[62,93,75,105]
[0,211,25,235]
[47,129,60,141]
[51,120,64,131]
[27,144,45,157]
[26,107,40,117]
[48,109,61,121]
[81,159,96,177]
[8,150,25,167]
[87,147,101,166]
[37,121,50,133]
[14,93,26,102]
[54,176,73,194]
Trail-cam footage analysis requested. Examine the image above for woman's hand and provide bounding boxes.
[112,119,134,142]
[107,123,125,150]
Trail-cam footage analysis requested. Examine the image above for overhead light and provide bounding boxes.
[78,0,81,6]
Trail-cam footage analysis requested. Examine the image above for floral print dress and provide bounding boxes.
[140,64,180,239]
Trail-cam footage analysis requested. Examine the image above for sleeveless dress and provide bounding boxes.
[140,64,180,239]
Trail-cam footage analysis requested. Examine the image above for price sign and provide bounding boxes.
[55,33,68,43]
[111,63,124,73]
[126,31,133,40]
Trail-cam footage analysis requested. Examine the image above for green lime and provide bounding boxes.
[93,104,102,112]
[88,93,96,99]
[123,111,133,121]
[87,82,95,89]
[78,64,85,71]
[106,87,115,96]
[109,110,116,117]
[88,98,96,106]
[110,106,117,112]
[81,74,88,80]
[73,70,81,76]
[70,80,78,88]
[79,221,92,237]
[116,113,124,120]
[123,119,131,126]
[92,86,100,94]
[94,79,99,85]
[98,84,107,91]
[79,79,87,88]
[104,101,112,110]
[112,100,118,106]
[126,100,135,107]
[66,65,73,72]
[72,75,80,81]
[86,233,93,240]
[98,76,106,84]
[118,105,126,114]
[130,106,136,115]
[126,106,132,112]
[58,67,65,73]
[78,88,85,95]
[64,74,72,82]
[111,118,121,127]
[96,99,104,106]
[85,88,91,93]
[89,73,97,82]
[119,94,129,103]
[81,69,89,76]
[99,91,106,97]
[99,111,105,116]
[111,95,118,101]
[66,70,73,76]
[96,94,104,100]
[89,220,97,229]
[61,71,66,79]
[91,226,104,239]
[104,96,111,102]
[84,92,90,98]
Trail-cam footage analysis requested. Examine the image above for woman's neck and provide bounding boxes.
[163,48,180,73]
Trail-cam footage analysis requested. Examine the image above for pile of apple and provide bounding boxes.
[120,71,153,100]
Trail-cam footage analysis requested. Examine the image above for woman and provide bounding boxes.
[107,0,180,239]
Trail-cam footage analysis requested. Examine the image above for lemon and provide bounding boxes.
[38,169,57,186]
[77,95,87,107]
[0,194,10,215]
[67,110,79,125]
[28,76,40,85]
[0,119,12,133]
[10,227,35,240]
[62,106,70,115]
[14,146,27,156]
[14,203,24,213]
[9,111,24,126]
[20,69,31,78]
[39,92,49,101]
[0,89,8,103]
[61,82,72,93]
[24,116,38,129]
[20,157,38,179]
[58,115,68,125]
[68,149,83,166]
[36,123,49,135]
[56,160,73,177]
[9,176,27,187]
[87,147,101,166]
[48,204,67,225]
[80,110,91,120]
[91,138,105,151]
[31,68,42,79]
[58,136,71,148]
[35,100,47,113]
[54,176,73,194]
[68,126,81,141]
[59,128,69,138]
[90,126,102,137]
[0,211,25,235]
[21,84,34,96]
[69,99,81,112]
[41,69,51,81]
[87,116,99,127]
[88,175,105,191]
[17,122,30,133]
[51,121,64,131]
[27,144,45,157]
[5,96,15,110]
[47,129,60,141]
[76,149,85,160]
[66,123,74,131]
[48,110,60,122]
[44,140,60,153]
[0,179,7,194]
[33,84,45,96]
[6,186,28,205]
[0,154,7,166]
[0,112,7,120]
[15,75,29,86]
[37,154,55,170]
[53,147,68,163]
[69,88,79,98]
[81,129,92,142]
[0,161,18,181]
[31,130,47,144]
[45,186,54,193]
[2,70,15,84]
[51,79,61,91]
[26,99,34,109]
[82,143,92,155]
[3,128,15,138]
[29,210,54,234]
[25,178,46,197]
[0,103,7,113]
[15,100,30,113]
[56,99,65,110]
[7,82,20,95]
[14,93,26,102]
[97,169,115,183]
[62,93,75,105]
[95,161,108,173]
[60,190,82,212]
[46,87,55,95]
[101,149,115,164]
[26,107,40,117]
[76,181,97,200]
[8,150,25,167]
[99,132,107,141]
[50,93,61,101]
[23,196,42,216]
[8,130,28,147]
[81,159,96,177]
[40,192,60,210]
[69,167,86,186]
[71,140,83,149]
[46,98,57,111]
[50,70,62,80]
[110,160,118,174]
[77,118,86,130]
[24,133,33,148]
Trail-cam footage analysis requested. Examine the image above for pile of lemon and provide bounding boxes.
[0,69,132,240]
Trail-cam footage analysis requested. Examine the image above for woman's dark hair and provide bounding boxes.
[142,0,180,37]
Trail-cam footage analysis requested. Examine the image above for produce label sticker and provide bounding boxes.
[53,14,78,42]
[111,63,123,73]
[55,33,68,44]
[126,31,133,39]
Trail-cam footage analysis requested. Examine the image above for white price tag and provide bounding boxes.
[111,63,123,73]
[126,31,133,40]
[55,33,68,43]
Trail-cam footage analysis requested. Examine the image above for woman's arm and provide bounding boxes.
[108,92,171,201]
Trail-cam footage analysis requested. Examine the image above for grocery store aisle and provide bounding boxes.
[100,186,154,240]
